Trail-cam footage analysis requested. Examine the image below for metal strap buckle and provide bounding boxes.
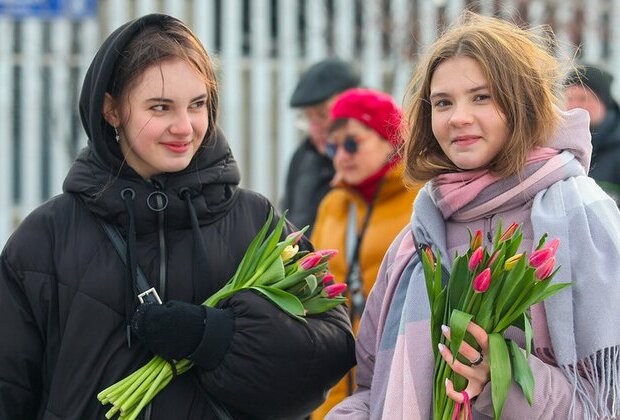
[138,287,162,304]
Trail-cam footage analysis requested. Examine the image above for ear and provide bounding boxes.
[102,93,121,127]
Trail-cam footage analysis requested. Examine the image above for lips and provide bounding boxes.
[452,135,481,146]
[162,141,191,153]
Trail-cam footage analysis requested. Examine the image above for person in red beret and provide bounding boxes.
[310,88,423,418]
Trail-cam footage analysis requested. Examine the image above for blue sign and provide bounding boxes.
[0,0,97,18]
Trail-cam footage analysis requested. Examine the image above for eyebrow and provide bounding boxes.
[429,84,489,100]
[146,94,208,103]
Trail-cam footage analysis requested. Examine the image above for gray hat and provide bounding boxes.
[289,57,360,108]
[565,64,617,109]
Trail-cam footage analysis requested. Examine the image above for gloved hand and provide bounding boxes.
[131,300,207,360]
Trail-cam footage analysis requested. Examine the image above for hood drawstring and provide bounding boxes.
[180,188,211,302]
[121,187,138,348]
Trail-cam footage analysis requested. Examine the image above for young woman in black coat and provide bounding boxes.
[0,14,355,420]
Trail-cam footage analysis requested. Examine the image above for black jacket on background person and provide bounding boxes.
[590,107,620,203]
[0,14,355,420]
[281,138,335,235]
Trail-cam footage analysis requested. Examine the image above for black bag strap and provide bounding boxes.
[99,220,162,305]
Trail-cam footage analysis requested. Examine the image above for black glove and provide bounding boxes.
[131,300,207,360]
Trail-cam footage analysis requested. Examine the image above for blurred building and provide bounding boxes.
[0,0,618,246]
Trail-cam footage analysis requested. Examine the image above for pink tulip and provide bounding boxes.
[546,238,560,257]
[499,222,519,243]
[473,268,491,293]
[528,248,552,268]
[535,257,555,280]
[470,230,483,250]
[468,247,484,271]
[324,283,347,298]
[299,254,322,270]
[424,247,435,266]
[321,273,336,286]
[487,250,500,268]
[316,249,338,261]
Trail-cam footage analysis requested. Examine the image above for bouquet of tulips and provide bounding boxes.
[98,210,347,420]
[421,223,571,420]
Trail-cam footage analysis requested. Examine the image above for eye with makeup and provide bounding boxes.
[432,98,451,109]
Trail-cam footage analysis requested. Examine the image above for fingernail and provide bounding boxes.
[445,378,451,386]
[441,324,449,334]
[438,343,445,352]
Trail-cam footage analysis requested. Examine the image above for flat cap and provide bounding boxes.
[289,57,360,108]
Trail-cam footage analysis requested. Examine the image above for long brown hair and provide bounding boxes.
[403,11,563,184]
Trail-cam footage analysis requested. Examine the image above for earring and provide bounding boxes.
[114,126,120,143]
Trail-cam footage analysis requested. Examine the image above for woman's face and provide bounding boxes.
[104,58,209,179]
[327,119,394,185]
[429,56,510,171]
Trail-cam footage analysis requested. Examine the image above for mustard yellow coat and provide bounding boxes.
[310,163,421,419]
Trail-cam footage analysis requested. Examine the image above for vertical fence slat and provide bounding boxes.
[582,0,601,63]
[611,0,620,99]
[446,0,465,24]
[221,0,244,178]
[361,0,382,89]
[106,0,128,35]
[0,18,13,246]
[334,0,355,60]
[50,19,72,197]
[20,19,43,217]
[277,0,299,200]
[77,18,99,149]
[419,0,437,49]
[555,1,576,65]
[136,0,159,17]
[527,0,546,28]
[306,0,328,61]
[164,0,186,20]
[249,0,273,197]
[478,0,494,16]
[390,0,412,102]
[192,0,215,54]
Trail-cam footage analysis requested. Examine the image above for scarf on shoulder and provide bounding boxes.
[396,146,620,419]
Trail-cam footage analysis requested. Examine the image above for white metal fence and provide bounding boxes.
[1,0,619,247]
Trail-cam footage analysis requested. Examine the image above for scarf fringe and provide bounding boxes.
[561,345,620,419]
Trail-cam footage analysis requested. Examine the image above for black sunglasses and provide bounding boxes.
[326,136,359,159]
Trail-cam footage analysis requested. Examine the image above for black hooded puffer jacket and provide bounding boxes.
[0,14,355,420]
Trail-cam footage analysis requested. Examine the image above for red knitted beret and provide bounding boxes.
[330,88,403,146]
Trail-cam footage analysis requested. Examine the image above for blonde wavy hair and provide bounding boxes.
[403,11,564,184]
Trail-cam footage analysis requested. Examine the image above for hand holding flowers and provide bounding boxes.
[421,223,571,420]
[98,210,347,420]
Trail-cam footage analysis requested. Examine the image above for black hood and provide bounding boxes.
[64,13,240,233]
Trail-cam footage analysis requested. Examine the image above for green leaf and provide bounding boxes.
[255,255,285,286]
[508,340,535,405]
[524,312,533,357]
[250,286,306,317]
[535,233,548,250]
[489,333,512,420]
[448,309,473,364]
[431,288,447,355]
[303,295,346,315]
[447,256,470,310]
[422,247,436,308]
[231,209,274,288]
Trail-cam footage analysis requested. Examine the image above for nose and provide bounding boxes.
[448,103,474,127]
[170,110,193,136]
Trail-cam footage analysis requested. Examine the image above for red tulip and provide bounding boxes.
[470,230,483,250]
[535,257,555,280]
[316,249,338,261]
[321,273,336,286]
[424,247,435,267]
[529,248,552,268]
[299,254,322,270]
[499,223,519,243]
[324,283,347,298]
[473,268,492,293]
[546,238,560,257]
[468,247,484,271]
